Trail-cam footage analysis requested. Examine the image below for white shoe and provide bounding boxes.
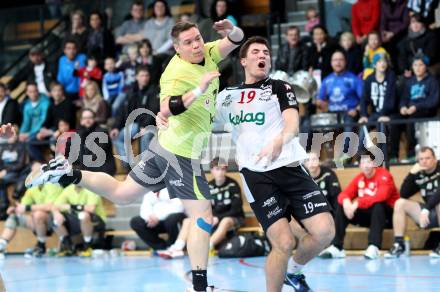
[364,244,380,260]
[0,251,5,260]
[25,156,72,188]
[185,286,214,292]
[319,245,346,258]
[429,247,440,258]
[157,248,184,259]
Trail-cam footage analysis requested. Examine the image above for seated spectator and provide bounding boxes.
[51,119,75,156]
[19,83,50,162]
[352,0,380,45]
[57,39,87,101]
[385,147,440,258]
[304,7,320,33]
[86,11,115,65]
[275,26,308,76]
[359,54,398,159]
[137,39,166,85]
[121,0,175,55]
[398,14,437,77]
[0,171,62,258]
[0,83,21,131]
[64,10,88,54]
[398,54,439,161]
[80,81,108,126]
[52,185,106,257]
[102,57,124,108]
[110,66,159,170]
[130,188,185,251]
[362,31,389,79]
[7,46,55,96]
[305,151,341,213]
[320,152,399,260]
[306,25,338,79]
[115,1,146,53]
[75,56,103,99]
[70,109,115,176]
[0,127,26,218]
[211,0,237,26]
[316,51,362,155]
[339,32,363,75]
[117,44,138,90]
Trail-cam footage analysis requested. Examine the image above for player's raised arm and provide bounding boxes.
[213,19,245,58]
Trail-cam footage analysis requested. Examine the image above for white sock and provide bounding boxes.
[84,236,92,243]
[173,239,185,250]
[287,257,304,275]
[0,238,7,251]
[37,237,46,243]
[209,242,214,249]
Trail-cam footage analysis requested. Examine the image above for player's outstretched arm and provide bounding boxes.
[213,19,244,58]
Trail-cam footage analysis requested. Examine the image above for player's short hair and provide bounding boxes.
[210,157,228,169]
[419,146,436,159]
[239,36,271,59]
[171,21,198,43]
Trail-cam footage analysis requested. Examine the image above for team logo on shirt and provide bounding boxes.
[287,92,297,106]
[229,110,265,126]
[222,94,233,107]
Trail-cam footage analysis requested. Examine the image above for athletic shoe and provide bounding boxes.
[57,237,74,257]
[33,242,46,258]
[208,248,217,257]
[25,156,72,188]
[79,247,93,257]
[429,243,440,258]
[184,286,215,292]
[0,251,5,260]
[384,243,404,259]
[24,248,34,259]
[157,248,184,259]
[319,245,346,258]
[364,244,380,260]
[284,273,312,291]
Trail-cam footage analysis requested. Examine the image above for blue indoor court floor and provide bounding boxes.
[1,255,440,292]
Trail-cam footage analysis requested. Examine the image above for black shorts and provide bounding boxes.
[419,203,439,228]
[240,165,331,231]
[63,212,106,235]
[129,140,211,200]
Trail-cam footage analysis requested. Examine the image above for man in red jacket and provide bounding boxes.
[352,0,380,44]
[320,151,399,259]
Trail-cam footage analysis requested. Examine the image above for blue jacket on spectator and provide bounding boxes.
[399,73,440,112]
[57,54,86,94]
[318,71,363,112]
[361,70,397,117]
[103,71,124,101]
[20,94,50,136]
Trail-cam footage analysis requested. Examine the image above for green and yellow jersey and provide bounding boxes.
[21,183,63,205]
[159,40,223,159]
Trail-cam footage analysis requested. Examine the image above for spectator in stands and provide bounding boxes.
[57,39,87,101]
[359,54,398,159]
[75,56,103,99]
[115,1,146,53]
[137,39,166,85]
[275,26,308,76]
[398,14,438,77]
[110,66,159,170]
[52,185,106,257]
[102,57,124,108]
[362,31,389,79]
[305,7,320,33]
[407,0,439,26]
[51,119,75,156]
[385,147,440,258]
[210,0,238,26]
[0,83,21,129]
[339,32,363,75]
[72,109,115,176]
[65,10,88,54]
[306,25,338,79]
[352,0,380,44]
[0,169,63,258]
[117,44,138,90]
[317,50,362,154]
[324,0,352,37]
[123,0,175,55]
[86,11,115,65]
[198,0,237,42]
[0,126,26,218]
[207,157,245,250]
[7,46,55,96]
[320,152,399,260]
[305,151,341,213]
[80,81,108,126]
[399,54,439,161]
[19,83,50,161]
[130,188,185,251]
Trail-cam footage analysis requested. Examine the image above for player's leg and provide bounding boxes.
[53,211,75,256]
[31,210,50,257]
[365,203,390,259]
[0,214,31,257]
[209,217,235,249]
[385,198,421,258]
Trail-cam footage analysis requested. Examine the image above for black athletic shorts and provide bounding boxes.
[418,203,439,228]
[63,212,106,235]
[129,139,211,200]
[240,165,331,231]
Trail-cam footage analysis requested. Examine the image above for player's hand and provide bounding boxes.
[0,123,16,139]
[15,204,26,215]
[156,112,169,130]
[255,136,283,167]
[199,71,221,93]
[147,215,159,228]
[358,117,368,124]
[419,210,430,228]
[213,19,234,35]
[343,200,354,220]
[407,105,416,115]
[110,128,119,139]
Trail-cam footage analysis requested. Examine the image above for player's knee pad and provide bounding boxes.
[5,215,18,229]
[196,217,212,234]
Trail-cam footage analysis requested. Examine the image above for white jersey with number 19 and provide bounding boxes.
[216,77,307,172]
